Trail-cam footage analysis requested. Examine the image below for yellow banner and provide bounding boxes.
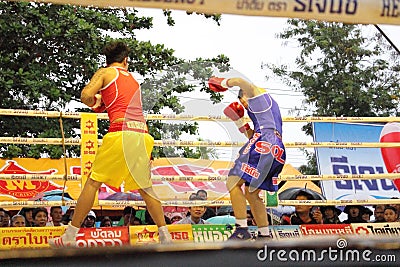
[0,227,65,249]
[80,113,98,205]
[0,158,82,202]
[0,157,302,208]
[129,224,193,244]
[7,0,400,26]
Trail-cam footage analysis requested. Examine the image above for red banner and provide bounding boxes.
[300,224,354,236]
[76,227,130,247]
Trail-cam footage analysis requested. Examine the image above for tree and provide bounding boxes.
[0,1,228,159]
[268,19,400,174]
[297,149,318,177]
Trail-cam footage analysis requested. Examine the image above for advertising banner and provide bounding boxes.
[300,224,353,236]
[192,224,234,243]
[0,227,64,249]
[0,157,233,205]
[0,158,82,203]
[129,224,193,245]
[76,226,130,247]
[15,0,400,26]
[271,225,301,240]
[0,158,306,207]
[352,222,400,236]
[313,122,400,200]
[80,113,98,206]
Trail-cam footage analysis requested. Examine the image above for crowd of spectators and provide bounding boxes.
[0,190,399,228]
[280,191,400,225]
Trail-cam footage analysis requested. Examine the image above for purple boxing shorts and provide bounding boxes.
[228,130,286,191]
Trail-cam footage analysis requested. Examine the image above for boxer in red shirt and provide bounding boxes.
[49,41,172,247]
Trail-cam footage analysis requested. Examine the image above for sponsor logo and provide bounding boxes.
[241,163,260,179]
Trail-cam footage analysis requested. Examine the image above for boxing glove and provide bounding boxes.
[89,94,106,113]
[92,102,106,113]
[208,76,229,92]
[224,102,250,133]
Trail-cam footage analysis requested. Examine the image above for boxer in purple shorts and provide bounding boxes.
[208,76,286,241]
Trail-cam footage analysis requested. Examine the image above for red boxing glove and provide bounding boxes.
[88,94,105,113]
[88,94,102,108]
[92,102,106,113]
[208,76,229,92]
[224,102,250,133]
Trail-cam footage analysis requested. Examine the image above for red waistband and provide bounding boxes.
[108,121,148,133]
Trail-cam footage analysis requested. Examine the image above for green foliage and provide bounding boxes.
[0,1,229,159]
[298,148,318,175]
[270,20,400,120]
[269,19,400,171]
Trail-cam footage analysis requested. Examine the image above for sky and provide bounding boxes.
[134,8,400,168]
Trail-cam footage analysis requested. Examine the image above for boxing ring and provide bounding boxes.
[1,109,400,208]
[0,109,400,266]
[1,0,400,265]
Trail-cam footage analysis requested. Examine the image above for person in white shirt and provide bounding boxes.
[46,206,64,227]
[176,196,210,225]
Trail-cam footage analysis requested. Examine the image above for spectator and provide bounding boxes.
[196,190,208,200]
[281,191,323,225]
[81,210,96,228]
[342,205,366,223]
[61,214,71,225]
[247,209,256,226]
[33,207,48,227]
[280,214,291,225]
[389,197,400,217]
[100,216,113,227]
[123,206,137,226]
[176,196,210,225]
[18,207,35,227]
[195,190,216,220]
[46,206,64,226]
[0,209,11,227]
[384,206,399,223]
[132,217,142,225]
[61,209,73,225]
[0,209,7,227]
[11,215,26,227]
[321,206,342,224]
[372,204,386,223]
[144,210,171,225]
[189,193,197,200]
[360,207,373,223]
[169,212,184,224]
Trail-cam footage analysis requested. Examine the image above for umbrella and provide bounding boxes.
[30,190,74,202]
[216,206,234,216]
[42,190,74,201]
[206,215,236,225]
[31,190,74,214]
[278,186,326,200]
[104,192,143,201]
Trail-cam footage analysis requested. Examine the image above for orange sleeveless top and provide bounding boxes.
[99,67,145,123]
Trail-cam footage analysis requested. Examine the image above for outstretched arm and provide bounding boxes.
[225,77,262,98]
[208,76,265,98]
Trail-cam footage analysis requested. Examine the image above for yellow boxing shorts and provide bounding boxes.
[90,131,154,191]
